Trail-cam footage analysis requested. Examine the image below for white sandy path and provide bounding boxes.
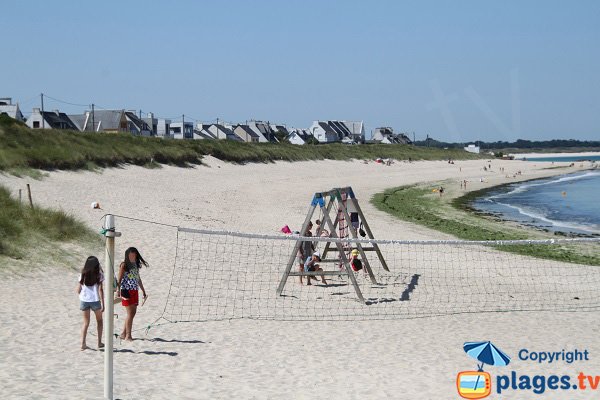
[0,158,599,399]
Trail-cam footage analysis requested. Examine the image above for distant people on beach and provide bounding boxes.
[117,247,148,341]
[77,256,104,351]
[439,186,445,197]
[297,221,314,284]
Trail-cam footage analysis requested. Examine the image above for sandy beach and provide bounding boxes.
[1,157,599,399]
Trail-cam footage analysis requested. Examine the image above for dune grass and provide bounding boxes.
[0,115,483,173]
[0,185,100,268]
[372,183,600,265]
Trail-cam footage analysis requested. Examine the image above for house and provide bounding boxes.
[464,144,480,154]
[143,113,158,136]
[124,111,152,136]
[372,127,413,144]
[270,124,289,140]
[248,120,278,143]
[157,119,172,138]
[233,124,260,143]
[194,124,217,140]
[287,128,313,145]
[309,121,339,143]
[68,110,128,132]
[342,121,365,143]
[170,121,194,139]
[27,108,79,130]
[0,98,25,122]
[308,120,365,143]
[201,124,242,141]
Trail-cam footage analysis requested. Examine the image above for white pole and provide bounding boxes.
[104,215,115,400]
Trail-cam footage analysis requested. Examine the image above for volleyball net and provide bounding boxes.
[155,227,600,323]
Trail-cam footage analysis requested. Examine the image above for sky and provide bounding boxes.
[2,0,599,142]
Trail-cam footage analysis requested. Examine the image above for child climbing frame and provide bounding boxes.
[276,187,389,303]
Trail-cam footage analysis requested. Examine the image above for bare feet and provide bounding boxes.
[119,333,126,340]
[81,345,89,351]
[124,337,134,342]
[98,342,105,349]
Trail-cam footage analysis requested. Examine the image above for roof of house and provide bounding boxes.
[85,110,124,131]
[125,112,151,132]
[0,103,24,121]
[68,114,86,131]
[41,111,79,130]
[234,124,260,138]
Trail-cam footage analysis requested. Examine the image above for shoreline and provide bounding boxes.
[511,151,600,159]
[453,170,600,238]
[372,166,600,264]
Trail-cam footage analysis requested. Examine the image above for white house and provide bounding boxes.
[203,124,242,141]
[143,112,159,136]
[27,108,79,130]
[464,144,480,154]
[372,127,412,144]
[157,118,172,138]
[170,121,194,139]
[0,98,25,122]
[309,120,365,143]
[248,120,277,143]
[287,128,313,145]
[194,124,217,140]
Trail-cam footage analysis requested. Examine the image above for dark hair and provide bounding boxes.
[123,247,149,271]
[80,256,102,286]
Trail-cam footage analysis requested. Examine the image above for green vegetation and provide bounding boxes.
[372,184,600,265]
[0,116,483,173]
[0,185,100,268]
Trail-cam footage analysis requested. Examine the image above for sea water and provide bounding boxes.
[472,170,600,236]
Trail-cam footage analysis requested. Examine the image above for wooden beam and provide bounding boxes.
[350,195,390,271]
[334,189,377,284]
[276,204,317,296]
[320,206,365,303]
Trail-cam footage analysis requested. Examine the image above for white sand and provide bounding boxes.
[1,158,599,399]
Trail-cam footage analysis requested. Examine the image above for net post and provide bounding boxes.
[103,215,118,400]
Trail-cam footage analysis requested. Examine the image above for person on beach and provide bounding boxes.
[305,252,327,285]
[297,221,314,284]
[439,186,445,197]
[117,247,148,341]
[76,256,104,351]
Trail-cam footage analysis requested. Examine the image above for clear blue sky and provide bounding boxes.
[2,0,599,142]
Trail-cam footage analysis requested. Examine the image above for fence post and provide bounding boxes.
[26,184,33,208]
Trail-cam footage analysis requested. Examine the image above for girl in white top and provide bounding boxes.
[76,256,105,351]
